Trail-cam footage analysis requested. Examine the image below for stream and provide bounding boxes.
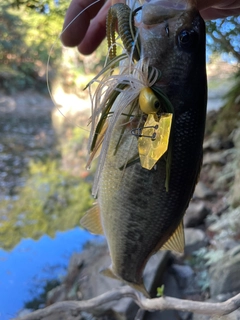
[0,91,96,319]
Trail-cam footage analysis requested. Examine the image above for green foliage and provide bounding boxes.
[213,71,240,138]
[0,159,93,251]
[187,248,210,291]
[193,247,225,267]
[10,0,68,15]
[156,285,165,297]
[0,0,66,93]
[206,16,240,62]
[24,279,60,310]
[207,207,240,242]
[203,249,225,266]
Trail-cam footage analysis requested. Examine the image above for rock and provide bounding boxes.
[46,241,172,320]
[144,250,170,296]
[232,128,240,149]
[171,264,195,289]
[230,169,240,208]
[184,202,211,227]
[194,182,216,200]
[192,314,211,320]
[217,239,239,252]
[203,130,234,151]
[209,245,240,296]
[178,311,192,320]
[203,151,226,166]
[203,136,222,152]
[46,241,138,320]
[192,310,240,320]
[142,271,182,320]
[16,309,32,318]
[192,294,240,320]
[205,110,218,137]
[134,251,173,320]
[73,243,138,319]
[229,151,240,207]
[67,242,122,299]
[207,208,240,242]
[184,228,208,255]
[142,263,196,320]
[216,292,235,302]
[47,284,67,305]
[214,311,240,320]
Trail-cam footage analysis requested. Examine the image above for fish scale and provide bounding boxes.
[81,0,207,296]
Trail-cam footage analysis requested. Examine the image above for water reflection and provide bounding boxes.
[0,160,93,250]
[0,90,97,319]
[0,90,94,250]
[0,228,99,319]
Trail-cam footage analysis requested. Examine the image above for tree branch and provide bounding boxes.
[13,286,240,320]
[210,30,240,62]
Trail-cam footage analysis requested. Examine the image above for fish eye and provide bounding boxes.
[154,100,160,110]
[178,29,198,50]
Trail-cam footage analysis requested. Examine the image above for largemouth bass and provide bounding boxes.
[81,0,207,296]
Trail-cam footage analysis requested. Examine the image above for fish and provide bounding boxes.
[81,0,207,297]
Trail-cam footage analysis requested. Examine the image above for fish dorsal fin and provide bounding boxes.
[161,220,185,254]
[80,204,104,235]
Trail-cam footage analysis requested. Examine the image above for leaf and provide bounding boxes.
[156,285,165,297]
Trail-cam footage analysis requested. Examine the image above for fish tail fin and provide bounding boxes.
[129,282,150,298]
[100,266,118,280]
[101,267,150,298]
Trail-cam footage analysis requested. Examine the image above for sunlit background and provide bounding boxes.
[0,0,239,319]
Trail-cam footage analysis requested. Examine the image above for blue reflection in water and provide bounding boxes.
[0,228,99,320]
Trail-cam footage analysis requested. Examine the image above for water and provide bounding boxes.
[0,228,97,320]
[0,92,97,319]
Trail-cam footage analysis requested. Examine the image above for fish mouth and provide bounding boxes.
[146,0,189,10]
[141,0,192,25]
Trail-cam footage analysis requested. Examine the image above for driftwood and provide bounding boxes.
[13,286,240,320]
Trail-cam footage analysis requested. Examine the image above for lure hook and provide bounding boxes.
[131,125,159,140]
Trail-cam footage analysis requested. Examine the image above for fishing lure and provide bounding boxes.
[107,3,141,61]
[138,112,172,170]
[137,87,173,170]
[87,4,174,195]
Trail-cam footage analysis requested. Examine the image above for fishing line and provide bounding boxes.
[46,0,101,133]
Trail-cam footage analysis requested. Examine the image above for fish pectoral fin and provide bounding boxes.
[130,283,150,298]
[80,204,104,235]
[161,220,185,254]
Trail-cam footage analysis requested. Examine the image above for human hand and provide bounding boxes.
[198,0,240,19]
[61,0,111,54]
[61,0,240,55]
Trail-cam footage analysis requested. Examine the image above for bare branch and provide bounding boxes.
[210,30,240,62]
[13,286,240,320]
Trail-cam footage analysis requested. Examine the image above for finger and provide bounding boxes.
[61,0,106,47]
[198,0,240,18]
[78,0,111,54]
[197,0,239,10]
[212,0,240,10]
[200,7,240,19]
